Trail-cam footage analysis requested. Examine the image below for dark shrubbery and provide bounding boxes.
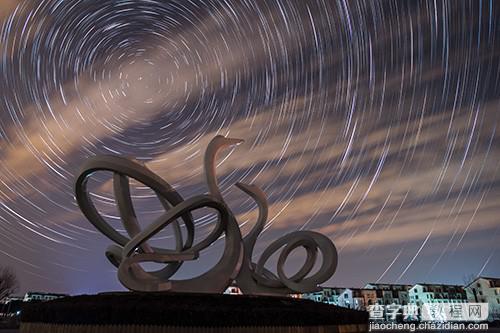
[21,292,368,327]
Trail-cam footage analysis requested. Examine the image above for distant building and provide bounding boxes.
[338,288,377,310]
[301,287,345,305]
[465,277,500,321]
[364,283,412,305]
[0,295,23,305]
[23,292,68,302]
[299,278,500,321]
[409,284,467,306]
[223,284,242,295]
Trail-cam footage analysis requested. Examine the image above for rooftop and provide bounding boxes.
[467,276,500,288]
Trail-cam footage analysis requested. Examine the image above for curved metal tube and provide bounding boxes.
[204,135,244,202]
[118,195,237,292]
[74,135,338,295]
[203,135,244,280]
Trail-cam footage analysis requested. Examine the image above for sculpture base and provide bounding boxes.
[20,292,368,332]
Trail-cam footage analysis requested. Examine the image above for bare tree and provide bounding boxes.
[462,273,476,286]
[0,266,19,302]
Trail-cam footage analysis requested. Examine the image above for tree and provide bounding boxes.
[462,273,476,286]
[0,266,19,302]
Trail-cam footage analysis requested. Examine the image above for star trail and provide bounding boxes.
[0,0,499,294]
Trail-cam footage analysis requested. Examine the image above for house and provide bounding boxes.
[301,287,345,305]
[338,288,377,310]
[465,277,500,321]
[223,283,242,295]
[364,283,412,305]
[23,292,68,302]
[409,284,467,306]
[0,295,23,305]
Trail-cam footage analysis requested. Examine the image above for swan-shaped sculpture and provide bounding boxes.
[74,135,337,295]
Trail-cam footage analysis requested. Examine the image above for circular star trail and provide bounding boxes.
[0,0,499,293]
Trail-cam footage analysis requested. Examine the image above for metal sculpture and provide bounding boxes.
[75,135,338,295]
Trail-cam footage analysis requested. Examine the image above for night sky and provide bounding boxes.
[1,0,499,295]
